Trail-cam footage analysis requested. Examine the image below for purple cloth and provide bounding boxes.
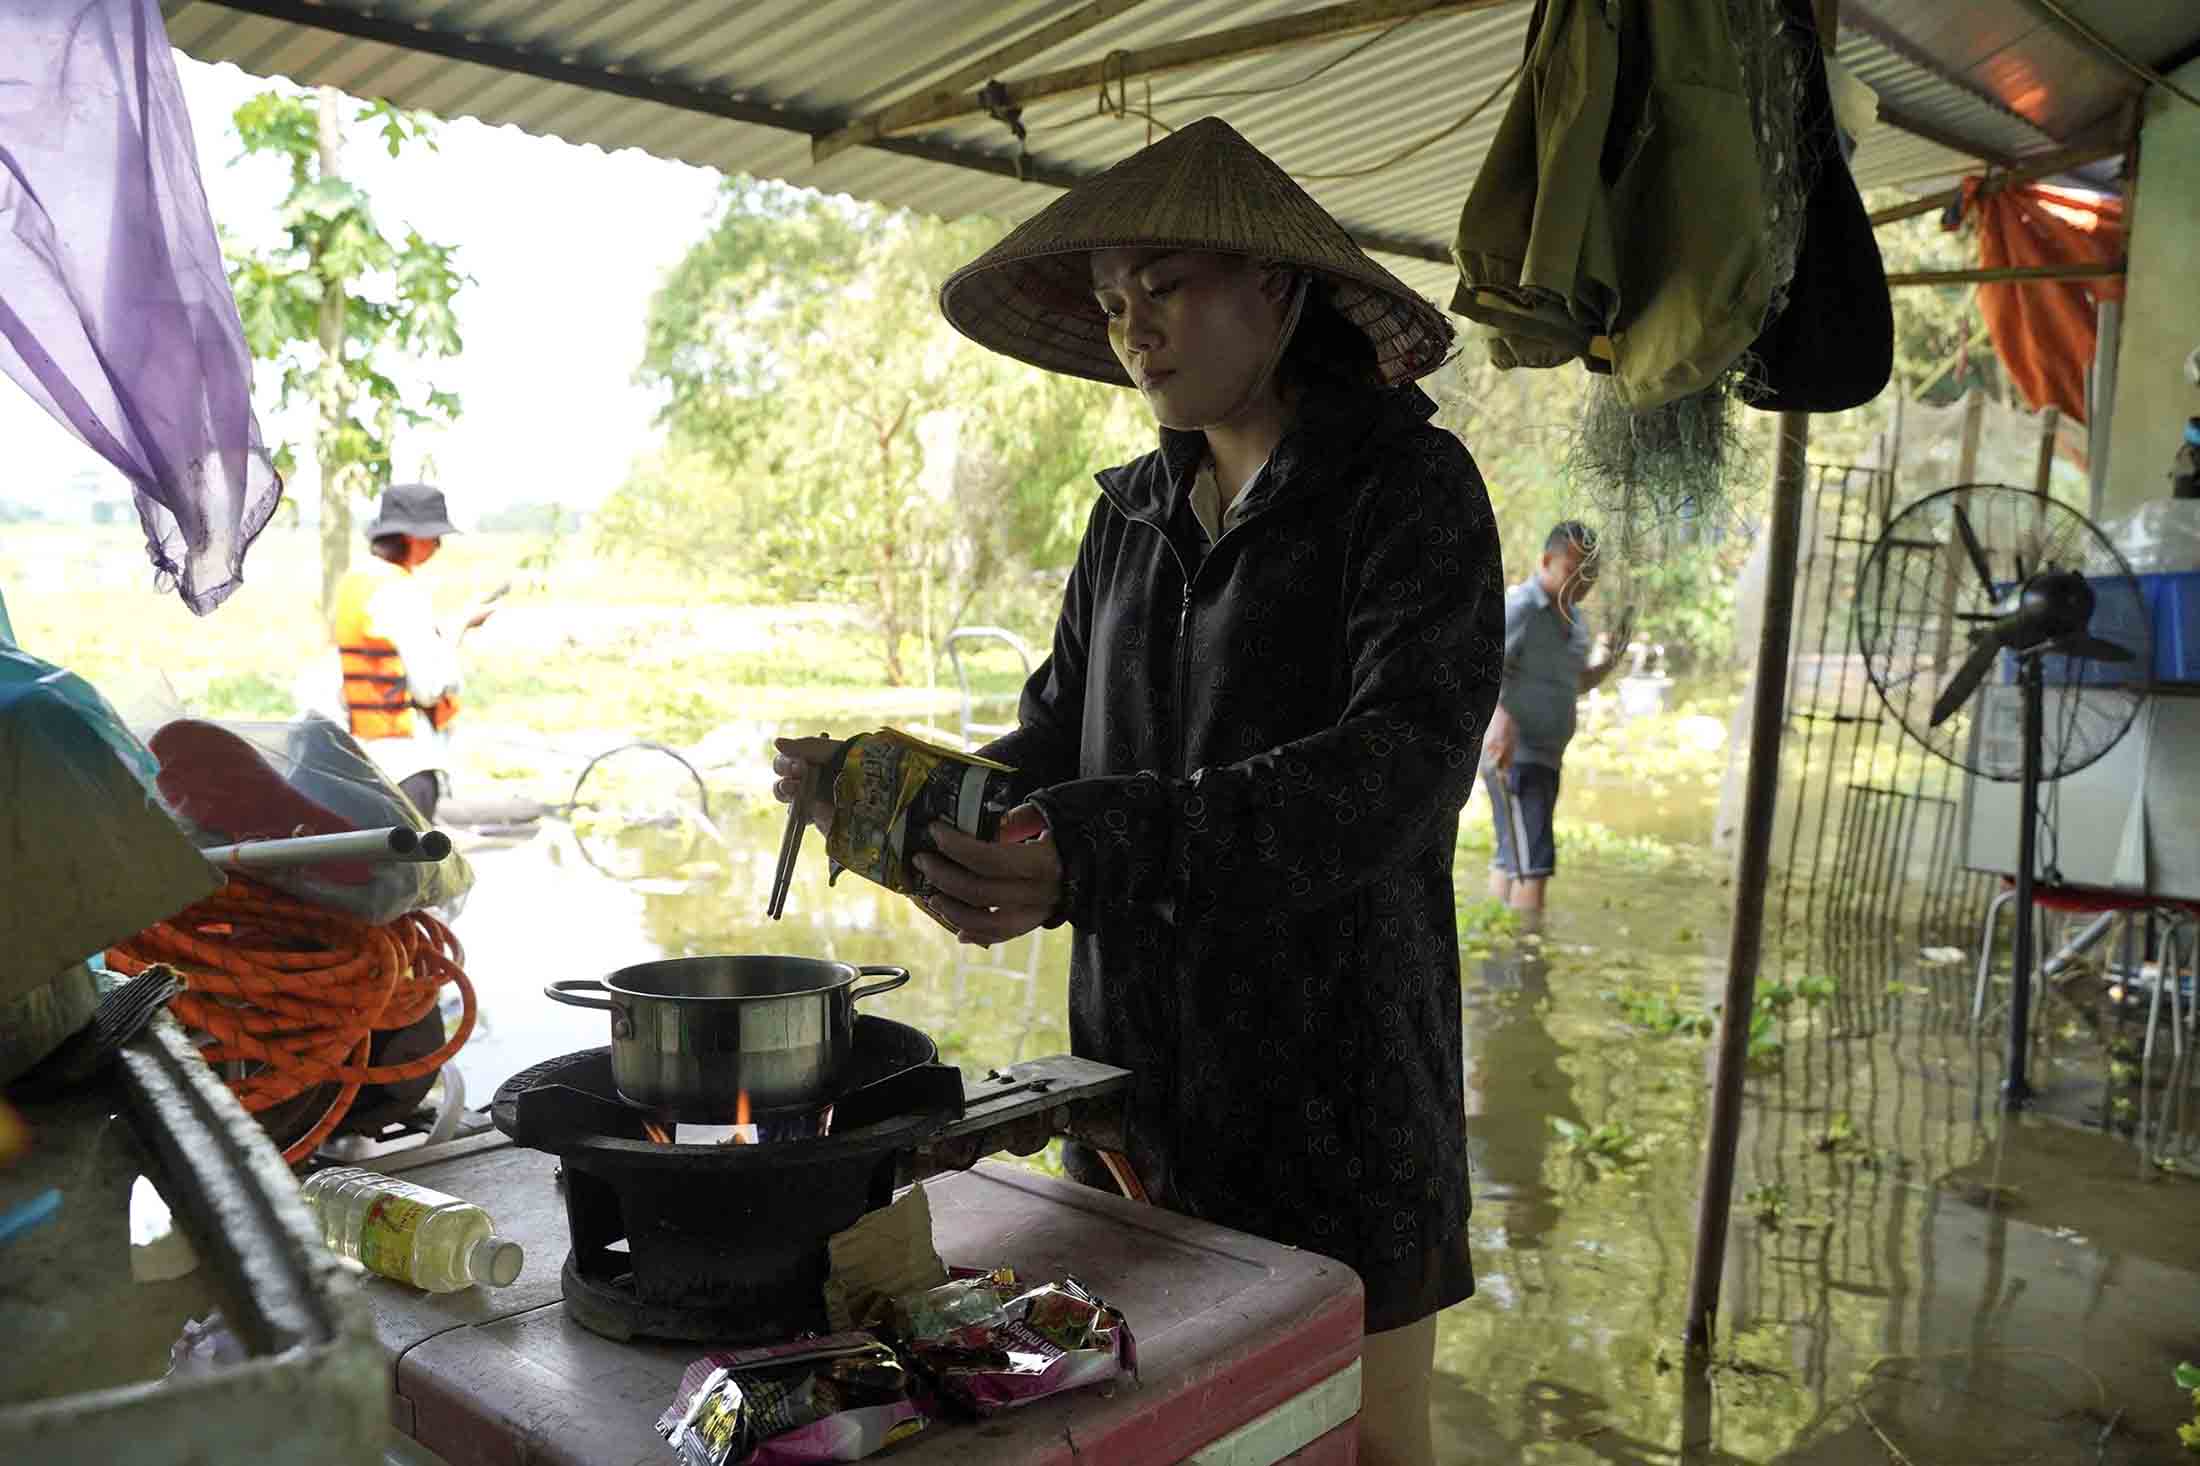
[1,0,280,614]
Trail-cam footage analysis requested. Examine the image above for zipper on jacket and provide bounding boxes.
[1098,489,1201,1203]
[1096,483,1196,772]
[1172,584,1195,778]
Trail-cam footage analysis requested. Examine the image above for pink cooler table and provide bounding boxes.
[365,1142,1362,1464]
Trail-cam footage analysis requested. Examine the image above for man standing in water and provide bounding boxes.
[1483,521,1631,929]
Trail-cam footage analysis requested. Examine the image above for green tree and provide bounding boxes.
[602,179,1145,683]
[223,87,469,618]
[476,500,587,535]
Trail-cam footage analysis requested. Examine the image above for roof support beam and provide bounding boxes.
[1884,259,2124,288]
[928,137,1449,262]
[195,0,1457,269]
[1867,139,2123,227]
[811,0,1159,165]
[1872,101,2019,169]
[810,0,1521,163]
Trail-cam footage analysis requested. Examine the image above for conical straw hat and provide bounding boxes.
[939,117,1454,388]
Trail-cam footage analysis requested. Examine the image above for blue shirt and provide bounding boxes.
[1499,577,1590,768]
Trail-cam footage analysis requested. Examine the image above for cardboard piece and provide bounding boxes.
[823,1181,947,1332]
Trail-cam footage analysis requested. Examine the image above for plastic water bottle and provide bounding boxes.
[298,1166,524,1293]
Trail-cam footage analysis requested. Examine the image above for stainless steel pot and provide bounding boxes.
[544,956,909,1117]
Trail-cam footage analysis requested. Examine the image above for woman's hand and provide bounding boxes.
[914,805,1063,946]
[771,735,840,836]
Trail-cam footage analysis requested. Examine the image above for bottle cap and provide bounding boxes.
[470,1235,524,1287]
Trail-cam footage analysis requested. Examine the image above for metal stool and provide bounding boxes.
[1971,883,2200,1160]
[1969,883,2156,1036]
[2138,916,2199,1164]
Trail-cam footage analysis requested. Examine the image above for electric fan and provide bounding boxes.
[1855,484,2151,1103]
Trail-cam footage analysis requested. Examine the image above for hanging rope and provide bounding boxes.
[1097,49,1173,143]
[1291,60,1523,181]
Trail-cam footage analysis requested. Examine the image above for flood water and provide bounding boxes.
[443,765,2200,1463]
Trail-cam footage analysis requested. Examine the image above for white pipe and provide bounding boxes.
[199,826,452,870]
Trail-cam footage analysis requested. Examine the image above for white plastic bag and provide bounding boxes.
[143,714,474,924]
[2103,500,2200,575]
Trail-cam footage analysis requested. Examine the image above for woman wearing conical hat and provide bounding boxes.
[774,118,1502,1462]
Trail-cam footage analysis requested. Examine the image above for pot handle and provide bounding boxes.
[544,978,619,1012]
[545,978,632,1038]
[849,965,910,1003]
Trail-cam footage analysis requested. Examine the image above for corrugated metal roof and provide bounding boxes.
[1837,28,2064,163]
[1841,0,2193,148]
[159,0,2185,303]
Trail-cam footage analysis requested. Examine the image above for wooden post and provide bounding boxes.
[1884,386,1906,529]
[1929,392,1988,674]
[1684,409,1812,1357]
[2032,406,2061,495]
[1958,387,1987,482]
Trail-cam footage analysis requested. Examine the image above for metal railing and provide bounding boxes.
[942,626,1036,751]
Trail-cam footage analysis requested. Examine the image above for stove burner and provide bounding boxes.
[491,1016,965,1343]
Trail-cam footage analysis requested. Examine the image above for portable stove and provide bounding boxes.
[489,1016,1130,1342]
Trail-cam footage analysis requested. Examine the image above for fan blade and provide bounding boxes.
[1930,638,2001,727]
[1952,501,1998,600]
[2059,633,2134,663]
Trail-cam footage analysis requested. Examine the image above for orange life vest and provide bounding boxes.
[331,557,416,740]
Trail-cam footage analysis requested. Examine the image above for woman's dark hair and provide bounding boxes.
[370,533,410,562]
[1275,280,1384,396]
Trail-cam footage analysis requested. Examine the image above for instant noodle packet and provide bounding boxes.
[885,1267,1019,1340]
[655,1333,925,1466]
[892,1274,1136,1417]
[823,729,1019,901]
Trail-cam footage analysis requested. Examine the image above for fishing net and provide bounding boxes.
[1567,0,1812,530]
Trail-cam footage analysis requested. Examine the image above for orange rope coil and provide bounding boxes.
[107,878,477,1165]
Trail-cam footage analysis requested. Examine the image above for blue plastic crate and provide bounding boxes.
[2152,569,2200,682]
[2027,570,2200,685]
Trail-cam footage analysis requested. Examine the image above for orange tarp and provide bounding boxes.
[1955,180,2125,424]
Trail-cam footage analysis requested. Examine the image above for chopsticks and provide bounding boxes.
[767,766,815,920]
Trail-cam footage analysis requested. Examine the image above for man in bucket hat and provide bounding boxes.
[327,483,494,817]
[774,118,1503,1465]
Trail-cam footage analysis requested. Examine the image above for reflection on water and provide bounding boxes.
[452,813,1071,1102]
[1464,945,1581,1254]
[452,807,2200,1463]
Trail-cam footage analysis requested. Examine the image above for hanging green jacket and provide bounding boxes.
[1452,0,1777,411]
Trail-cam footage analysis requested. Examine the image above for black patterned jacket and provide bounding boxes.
[981,383,1505,1276]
